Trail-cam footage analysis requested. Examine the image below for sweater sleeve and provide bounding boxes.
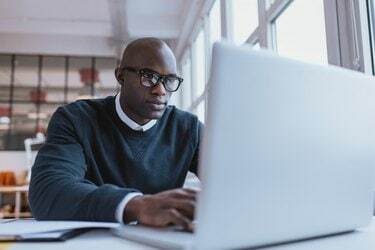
[188,120,204,177]
[29,108,140,222]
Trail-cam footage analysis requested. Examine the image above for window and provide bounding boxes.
[253,42,261,50]
[43,56,66,103]
[268,0,276,8]
[14,56,39,102]
[0,54,118,150]
[208,0,222,78]
[274,0,328,65]
[196,100,205,123]
[68,57,92,102]
[95,58,118,98]
[369,0,375,74]
[181,52,192,109]
[209,0,221,47]
[0,55,11,102]
[192,29,206,98]
[231,0,258,45]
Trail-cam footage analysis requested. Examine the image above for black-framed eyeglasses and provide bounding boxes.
[123,66,183,92]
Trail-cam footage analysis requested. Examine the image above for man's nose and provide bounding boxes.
[151,82,167,96]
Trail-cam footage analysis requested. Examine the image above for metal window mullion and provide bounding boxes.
[91,57,96,96]
[177,62,184,109]
[8,55,15,121]
[335,0,365,71]
[357,0,372,74]
[5,55,16,147]
[204,15,211,82]
[323,0,342,66]
[258,0,271,49]
[64,56,69,104]
[35,55,43,133]
[220,0,233,42]
[203,15,211,123]
[191,43,197,108]
[246,27,260,45]
[264,0,294,50]
[368,0,375,74]
[181,48,190,109]
[266,0,294,22]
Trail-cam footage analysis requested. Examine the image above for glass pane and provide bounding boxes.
[274,0,328,65]
[0,104,11,150]
[208,0,222,77]
[209,0,221,47]
[39,104,60,131]
[43,56,66,103]
[0,55,11,101]
[43,56,65,87]
[168,91,180,107]
[96,58,118,98]
[8,103,37,150]
[15,56,38,86]
[196,100,205,123]
[370,0,375,74]
[0,130,9,150]
[253,43,261,50]
[68,57,92,102]
[231,0,258,45]
[14,56,39,102]
[181,53,192,110]
[268,0,276,9]
[193,29,206,98]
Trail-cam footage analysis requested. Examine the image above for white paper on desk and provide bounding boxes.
[0,219,119,235]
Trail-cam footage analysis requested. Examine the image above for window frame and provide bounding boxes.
[176,0,375,122]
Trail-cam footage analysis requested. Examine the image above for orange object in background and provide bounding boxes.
[30,90,47,103]
[79,68,99,85]
[0,172,16,186]
[0,107,11,117]
[36,125,46,134]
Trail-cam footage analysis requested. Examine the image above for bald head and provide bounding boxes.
[119,37,177,74]
[115,37,180,125]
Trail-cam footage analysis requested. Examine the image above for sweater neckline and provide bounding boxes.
[106,96,164,137]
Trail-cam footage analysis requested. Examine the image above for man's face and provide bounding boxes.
[120,64,174,121]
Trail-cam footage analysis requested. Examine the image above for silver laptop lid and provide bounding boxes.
[195,42,375,249]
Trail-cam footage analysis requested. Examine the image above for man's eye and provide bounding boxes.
[143,72,153,78]
[150,74,159,83]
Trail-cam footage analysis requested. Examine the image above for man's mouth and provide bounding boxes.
[146,101,166,110]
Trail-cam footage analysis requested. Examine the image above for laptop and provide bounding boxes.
[113,42,375,249]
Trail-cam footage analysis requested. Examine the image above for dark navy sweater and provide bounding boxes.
[29,96,203,222]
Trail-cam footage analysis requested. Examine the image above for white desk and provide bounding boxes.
[3,218,375,250]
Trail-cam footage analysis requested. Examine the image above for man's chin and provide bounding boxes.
[146,108,166,120]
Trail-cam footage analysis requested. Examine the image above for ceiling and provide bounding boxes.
[0,0,194,57]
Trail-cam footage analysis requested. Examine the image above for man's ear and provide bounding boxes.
[115,67,124,86]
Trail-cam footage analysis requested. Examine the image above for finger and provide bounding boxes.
[182,188,199,194]
[168,199,195,220]
[171,189,197,201]
[167,209,193,232]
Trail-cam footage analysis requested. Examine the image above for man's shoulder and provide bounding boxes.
[164,105,202,131]
[165,105,198,122]
[53,96,115,124]
[58,96,112,113]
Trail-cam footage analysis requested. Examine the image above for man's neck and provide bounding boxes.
[119,94,150,125]
[122,106,150,125]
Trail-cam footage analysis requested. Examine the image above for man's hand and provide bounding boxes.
[124,188,197,231]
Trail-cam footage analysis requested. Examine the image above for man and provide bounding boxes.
[29,38,203,231]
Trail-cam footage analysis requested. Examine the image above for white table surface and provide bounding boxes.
[3,218,375,250]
